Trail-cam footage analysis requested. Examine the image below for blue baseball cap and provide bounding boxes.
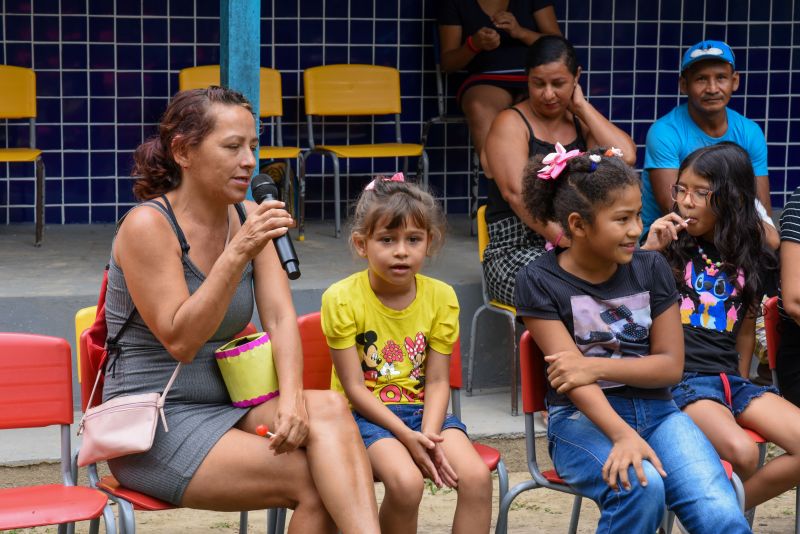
[680,40,736,72]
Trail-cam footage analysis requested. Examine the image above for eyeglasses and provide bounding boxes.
[670,184,712,204]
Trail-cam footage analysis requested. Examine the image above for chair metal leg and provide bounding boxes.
[795,487,800,534]
[421,150,429,189]
[118,498,136,534]
[34,157,44,246]
[298,153,308,241]
[466,304,488,395]
[267,508,278,533]
[239,510,248,534]
[566,495,583,534]
[101,503,117,534]
[494,480,538,534]
[275,507,286,533]
[331,154,341,238]
[505,311,519,416]
[470,151,480,237]
[496,459,509,505]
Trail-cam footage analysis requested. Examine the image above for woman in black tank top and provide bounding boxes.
[481,35,636,307]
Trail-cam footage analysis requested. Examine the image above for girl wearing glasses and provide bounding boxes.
[642,141,800,512]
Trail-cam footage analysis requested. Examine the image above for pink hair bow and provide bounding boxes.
[365,172,405,191]
[537,142,583,180]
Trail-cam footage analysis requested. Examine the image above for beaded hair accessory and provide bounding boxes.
[364,172,404,191]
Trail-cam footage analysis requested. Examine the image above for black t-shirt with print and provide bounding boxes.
[679,240,747,375]
[515,249,679,407]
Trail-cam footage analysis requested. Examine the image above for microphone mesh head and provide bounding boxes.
[250,174,280,202]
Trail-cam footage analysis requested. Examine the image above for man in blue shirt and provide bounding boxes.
[641,40,777,247]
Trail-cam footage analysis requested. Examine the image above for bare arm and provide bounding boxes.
[115,199,292,363]
[756,175,773,216]
[540,304,684,392]
[781,241,800,325]
[439,25,500,73]
[572,84,636,166]
[491,6,561,46]
[483,109,565,242]
[736,314,756,379]
[523,317,668,489]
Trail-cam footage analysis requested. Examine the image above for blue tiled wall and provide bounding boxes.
[1,0,798,224]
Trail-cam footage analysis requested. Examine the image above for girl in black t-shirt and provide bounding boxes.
[516,147,749,532]
[643,141,800,512]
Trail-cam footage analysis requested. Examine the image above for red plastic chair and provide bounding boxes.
[78,323,264,534]
[496,330,745,534]
[0,333,116,533]
[744,296,800,534]
[297,311,509,504]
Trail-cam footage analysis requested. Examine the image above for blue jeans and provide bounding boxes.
[548,397,751,534]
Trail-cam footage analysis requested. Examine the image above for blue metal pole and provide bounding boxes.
[220,0,260,198]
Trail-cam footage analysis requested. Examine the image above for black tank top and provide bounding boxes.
[486,106,587,224]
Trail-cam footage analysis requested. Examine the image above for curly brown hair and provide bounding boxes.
[131,86,253,200]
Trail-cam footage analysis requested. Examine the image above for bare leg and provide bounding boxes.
[736,393,800,508]
[683,400,760,480]
[368,438,424,534]
[460,85,514,156]
[186,391,380,534]
[439,429,492,534]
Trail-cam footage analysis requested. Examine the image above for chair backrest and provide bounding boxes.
[74,305,97,383]
[0,333,73,429]
[297,312,333,390]
[177,65,283,118]
[763,296,781,370]
[519,330,548,414]
[297,310,464,393]
[477,205,490,262]
[0,65,36,119]
[303,64,402,116]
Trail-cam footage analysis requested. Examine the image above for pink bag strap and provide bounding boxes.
[79,362,182,434]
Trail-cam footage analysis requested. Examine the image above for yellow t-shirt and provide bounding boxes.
[321,270,460,405]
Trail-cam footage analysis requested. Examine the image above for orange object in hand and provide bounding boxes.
[255,424,275,438]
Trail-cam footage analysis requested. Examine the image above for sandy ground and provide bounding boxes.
[2,437,797,533]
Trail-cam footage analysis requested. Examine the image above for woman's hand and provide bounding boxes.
[268,391,310,454]
[568,82,589,115]
[603,431,667,491]
[491,11,522,40]
[231,200,294,261]
[545,350,597,393]
[641,213,687,251]
[424,432,459,488]
[401,430,445,486]
[472,27,500,51]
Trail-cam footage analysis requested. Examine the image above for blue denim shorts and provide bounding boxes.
[671,372,778,417]
[353,404,468,449]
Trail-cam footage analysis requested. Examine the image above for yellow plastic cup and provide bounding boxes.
[215,332,279,407]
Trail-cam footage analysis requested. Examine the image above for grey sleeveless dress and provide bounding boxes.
[103,200,255,505]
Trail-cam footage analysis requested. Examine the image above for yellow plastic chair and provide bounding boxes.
[0,66,45,246]
[74,305,97,383]
[178,65,301,207]
[300,64,429,238]
[467,205,520,415]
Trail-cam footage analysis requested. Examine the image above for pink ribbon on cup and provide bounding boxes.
[537,142,583,180]
[365,172,405,191]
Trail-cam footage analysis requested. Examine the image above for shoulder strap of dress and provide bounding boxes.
[572,114,587,145]
[509,106,535,140]
[159,195,191,255]
[234,202,247,224]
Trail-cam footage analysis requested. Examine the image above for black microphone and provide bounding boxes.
[250,174,301,280]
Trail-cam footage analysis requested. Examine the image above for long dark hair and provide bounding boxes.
[663,142,776,313]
